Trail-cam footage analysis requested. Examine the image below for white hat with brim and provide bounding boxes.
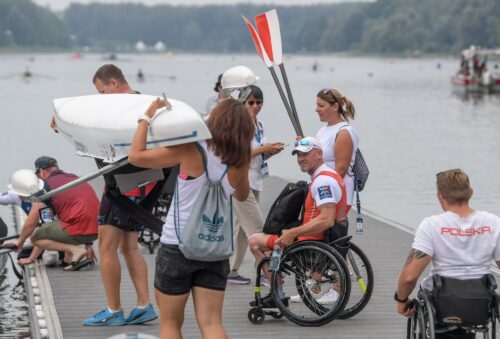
[7,178,44,197]
[292,136,322,155]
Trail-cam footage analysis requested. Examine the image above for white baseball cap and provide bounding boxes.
[292,137,322,155]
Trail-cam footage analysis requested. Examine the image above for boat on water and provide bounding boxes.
[451,46,500,93]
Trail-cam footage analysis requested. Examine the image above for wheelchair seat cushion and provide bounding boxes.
[432,274,493,326]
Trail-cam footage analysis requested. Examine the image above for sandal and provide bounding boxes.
[63,257,93,271]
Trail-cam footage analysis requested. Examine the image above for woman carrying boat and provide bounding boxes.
[128,98,254,339]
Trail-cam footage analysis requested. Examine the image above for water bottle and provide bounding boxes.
[356,216,364,235]
[269,244,283,272]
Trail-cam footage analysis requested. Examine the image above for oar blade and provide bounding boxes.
[241,15,273,68]
[255,9,283,65]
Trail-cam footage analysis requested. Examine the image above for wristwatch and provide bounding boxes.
[137,114,152,124]
[394,291,408,303]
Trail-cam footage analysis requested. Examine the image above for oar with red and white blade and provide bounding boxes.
[242,15,301,135]
[255,9,302,136]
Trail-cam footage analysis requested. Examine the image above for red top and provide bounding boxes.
[298,170,347,242]
[46,171,99,236]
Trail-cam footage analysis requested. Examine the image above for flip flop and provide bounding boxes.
[64,258,93,271]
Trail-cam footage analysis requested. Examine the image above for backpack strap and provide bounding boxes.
[195,142,209,179]
[195,142,229,181]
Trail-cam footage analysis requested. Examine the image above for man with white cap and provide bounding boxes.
[248,136,348,306]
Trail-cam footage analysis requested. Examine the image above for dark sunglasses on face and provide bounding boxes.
[246,100,263,106]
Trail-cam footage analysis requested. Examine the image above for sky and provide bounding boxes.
[34,0,365,11]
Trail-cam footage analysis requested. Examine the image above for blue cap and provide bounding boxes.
[34,156,57,173]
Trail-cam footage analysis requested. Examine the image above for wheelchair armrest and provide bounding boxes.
[328,235,352,246]
[486,274,498,290]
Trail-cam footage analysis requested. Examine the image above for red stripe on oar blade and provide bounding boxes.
[242,15,272,67]
[255,9,283,65]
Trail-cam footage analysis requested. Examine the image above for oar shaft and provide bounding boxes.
[32,158,129,202]
[268,67,301,136]
[278,64,303,136]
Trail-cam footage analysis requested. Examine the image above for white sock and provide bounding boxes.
[108,307,120,313]
[137,304,148,309]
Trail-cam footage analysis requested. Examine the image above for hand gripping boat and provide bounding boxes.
[53,93,211,163]
[34,94,210,206]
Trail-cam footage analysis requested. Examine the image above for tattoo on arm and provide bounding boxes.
[404,249,429,266]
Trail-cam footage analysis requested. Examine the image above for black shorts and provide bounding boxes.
[98,194,143,232]
[154,244,229,295]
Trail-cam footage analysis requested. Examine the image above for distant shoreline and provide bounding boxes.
[0,49,459,59]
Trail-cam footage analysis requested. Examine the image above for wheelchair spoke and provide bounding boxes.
[269,242,351,327]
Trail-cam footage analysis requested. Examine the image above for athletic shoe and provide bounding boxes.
[316,289,339,305]
[125,304,158,325]
[227,275,251,285]
[260,275,270,287]
[83,308,126,326]
[290,289,323,303]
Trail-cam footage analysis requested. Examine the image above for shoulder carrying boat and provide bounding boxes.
[53,94,211,163]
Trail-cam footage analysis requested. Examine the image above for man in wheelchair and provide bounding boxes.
[396,169,500,338]
[248,136,347,307]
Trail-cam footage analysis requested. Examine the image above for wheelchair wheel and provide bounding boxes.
[407,301,429,339]
[270,241,350,327]
[248,307,265,324]
[338,242,374,319]
[138,229,160,254]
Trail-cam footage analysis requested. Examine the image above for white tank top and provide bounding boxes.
[316,122,359,206]
[161,141,235,245]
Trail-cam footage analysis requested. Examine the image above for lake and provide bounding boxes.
[0,52,499,336]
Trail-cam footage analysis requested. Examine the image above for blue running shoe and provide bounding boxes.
[83,308,126,326]
[125,304,158,325]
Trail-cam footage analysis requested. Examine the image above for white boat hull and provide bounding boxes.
[53,94,211,163]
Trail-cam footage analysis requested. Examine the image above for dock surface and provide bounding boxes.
[42,177,415,338]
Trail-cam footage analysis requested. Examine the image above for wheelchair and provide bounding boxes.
[138,196,169,254]
[407,274,499,339]
[339,241,374,319]
[248,236,352,327]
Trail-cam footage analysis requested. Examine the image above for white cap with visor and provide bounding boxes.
[292,137,322,155]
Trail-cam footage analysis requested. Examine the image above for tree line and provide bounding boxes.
[1,0,499,54]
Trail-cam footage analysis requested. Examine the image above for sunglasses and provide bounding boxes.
[246,100,263,106]
[294,139,314,147]
[322,88,332,95]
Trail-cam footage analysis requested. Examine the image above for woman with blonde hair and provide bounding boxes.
[129,98,255,339]
[315,88,359,212]
[312,88,359,305]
